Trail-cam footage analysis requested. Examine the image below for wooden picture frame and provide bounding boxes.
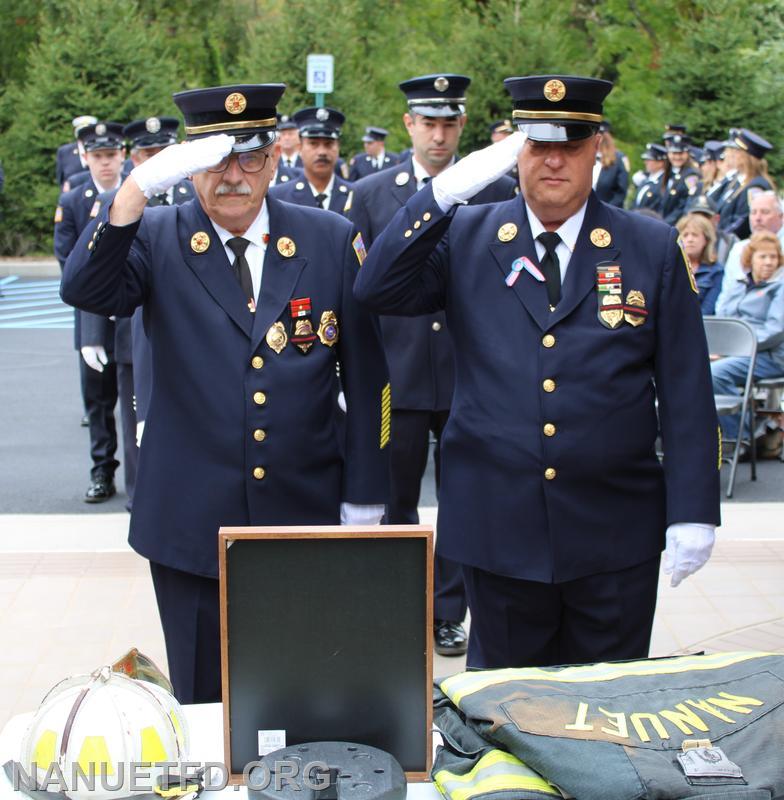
[218,525,433,783]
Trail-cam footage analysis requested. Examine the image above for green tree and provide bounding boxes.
[0,0,181,253]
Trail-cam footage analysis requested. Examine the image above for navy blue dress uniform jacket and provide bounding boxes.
[56,142,83,187]
[355,185,721,583]
[61,195,390,578]
[718,176,772,237]
[348,152,398,182]
[594,152,628,208]
[268,174,353,215]
[54,179,106,350]
[348,157,517,411]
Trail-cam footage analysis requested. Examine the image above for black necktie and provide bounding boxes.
[226,237,254,305]
[537,231,562,308]
[315,193,327,209]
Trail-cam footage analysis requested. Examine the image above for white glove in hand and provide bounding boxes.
[663,523,716,587]
[81,345,108,373]
[131,134,235,198]
[136,420,145,448]
[432,130,527,212]
[340,502,385,526]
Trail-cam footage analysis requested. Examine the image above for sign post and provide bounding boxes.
[306,53,334,108]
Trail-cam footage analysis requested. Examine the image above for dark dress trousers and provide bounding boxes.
[62,195,389,702]
[348,157,517,622]
[355,185,721,667]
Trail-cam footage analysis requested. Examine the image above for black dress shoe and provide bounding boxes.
[80,414,89,427]
[434,619,468,656]
[84,474,116,503]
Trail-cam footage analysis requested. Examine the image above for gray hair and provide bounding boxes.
[751,190,783,213]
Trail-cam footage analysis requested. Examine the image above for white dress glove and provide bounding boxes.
[432,130,526,212]
[131,134,235,198]
[663,523,716,587]
[340,502,385,526]
[136,420,145,448]
[81,345,108,373]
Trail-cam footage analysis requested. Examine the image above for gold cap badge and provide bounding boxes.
[277,237,296,257]
[225,92,247,115]
[434,76,450,92]
[190,231,210,253]
[543,79,566,102]
[266,321,288,354]
[590,228,612,248]
[395,171,410,187]
[497,223,518,243]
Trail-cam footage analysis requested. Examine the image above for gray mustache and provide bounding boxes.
[216,181,252,196]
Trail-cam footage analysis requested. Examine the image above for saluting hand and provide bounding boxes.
[433,130,526,211]
[131,134,235,198]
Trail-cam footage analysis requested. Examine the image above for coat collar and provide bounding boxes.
[390,157,417,208]
[489,192,620,331]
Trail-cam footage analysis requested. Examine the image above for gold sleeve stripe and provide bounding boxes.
[678,241,699,294]
[344,190,353,213]
[718,426,722,470]
[380,383,391,449]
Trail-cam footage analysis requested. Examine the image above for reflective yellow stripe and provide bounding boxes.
[435,750,561,800]
[442,652,770,705]
[380,383,391,449]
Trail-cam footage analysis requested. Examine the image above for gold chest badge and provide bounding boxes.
[497,223,518,242]
[190,231,210,253]
[624,290,647,327]
[317,310,339,347]
[265,321,288,354]
[590,228,612,248]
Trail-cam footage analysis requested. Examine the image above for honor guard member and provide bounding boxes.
[277,113,302,169]
[489,120,518,179]
[348,74,517,657]
[665,130,701,203]
[717,128,774,238]
[269,107,352,214]
[593,120,629,208]
[56,115,96,189]
[348,126,398,181]
[55,121,126,502]
[629,142,666,213]
[61,84,389,703]
[355,74,721,669]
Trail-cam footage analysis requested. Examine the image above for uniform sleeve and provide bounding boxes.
[337,224,390,505]
[345,180,375,248]
[80,311,111,348]
[654,228,721,526]
[353,182,452,316]
[611,161,629,208]
[53,193,79,270]
[60,201,150,318]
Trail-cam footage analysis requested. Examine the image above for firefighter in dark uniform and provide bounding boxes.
[61,84,389,703]
[348,126,398,182]
[56,115,96,189]
[488,120,518,179]
[664,129,701,207]
[347,74,517,656]
[268,107,352,214]
[717,128,774,238]
[55,121,127,502]
[355,74,721,669]
[629,143,666,213]
[81,116,196,509]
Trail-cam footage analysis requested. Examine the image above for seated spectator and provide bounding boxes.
[677,212,724,314]
[711,230,784,448]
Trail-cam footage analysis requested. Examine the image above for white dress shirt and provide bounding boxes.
[525,200,588,283]
[211,201,269,300]
[308,173,335,209]
[413,156,455,191]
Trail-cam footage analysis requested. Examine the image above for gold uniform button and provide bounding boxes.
[251,356,264,369]
[543,423,556,437]
[432,321,442,332]
[404,229,413,238]
[542,379,556,393]
[542,334,556,348]
[253,467,266,480]
[545,467,557,481]
[253,391,266,405]
[253,429,266,442]
[423,212,432,221]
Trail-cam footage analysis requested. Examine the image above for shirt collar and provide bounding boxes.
[211,200,269,250]
[525,200,588,255]
[411,156,455,185]
[308,173,335,200]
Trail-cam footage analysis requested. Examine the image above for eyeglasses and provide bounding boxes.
[207,150,271,174]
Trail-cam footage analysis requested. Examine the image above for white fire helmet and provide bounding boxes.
[16,666,189,800]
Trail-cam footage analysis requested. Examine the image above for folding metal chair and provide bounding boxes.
[703,317,757,498]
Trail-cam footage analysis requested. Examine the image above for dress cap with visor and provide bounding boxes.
[173,83,285,153]
[504,74,612,142]
[399,74,470,117]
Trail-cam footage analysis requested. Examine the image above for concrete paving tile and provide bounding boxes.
[733,563,784,580]
[707,594,777,616]
[718,609,779,629]
[655,593,716,615]
[649,628,680,657]
[764,594,784,613]
[665,613,733,650]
